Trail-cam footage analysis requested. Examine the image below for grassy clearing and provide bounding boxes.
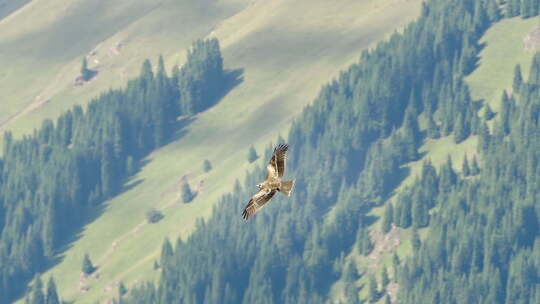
[0,0,249,135]
[0,0,425,303]
[330,17,540,303]
[465,17,538,111]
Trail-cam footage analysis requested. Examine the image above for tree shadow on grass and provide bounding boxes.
[13,65,246,303]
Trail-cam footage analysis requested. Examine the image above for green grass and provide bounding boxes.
[2,0,424,303]
[328,17,540,303]
[465,17,538,111]
[0,0,248,135]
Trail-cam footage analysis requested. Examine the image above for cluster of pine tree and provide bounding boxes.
[119,0,514,303]
[23,276,60,304]
[176,39,224,115]
[397,57,540,304]
[0,38,224,303]
[505,0,540,18]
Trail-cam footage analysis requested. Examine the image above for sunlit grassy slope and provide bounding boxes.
[330,17,540,303]
[0,0,248,135]
[3,0,424,303]
[466,17,538,110]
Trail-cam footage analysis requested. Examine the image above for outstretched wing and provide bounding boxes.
[266,144,288,179]
[242,189,277,220]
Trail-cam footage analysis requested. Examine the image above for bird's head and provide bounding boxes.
[256,183,262,189]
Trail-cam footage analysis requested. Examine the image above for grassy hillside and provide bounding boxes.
[2,0,423,303]
[0,0,249,135]
[466,17,538,110]
[328,16,540,303]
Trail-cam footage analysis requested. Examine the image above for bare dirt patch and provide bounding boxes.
[524,27,540,51]
[366,225,401,270]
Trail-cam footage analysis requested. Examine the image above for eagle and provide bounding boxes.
[242,144,295,220]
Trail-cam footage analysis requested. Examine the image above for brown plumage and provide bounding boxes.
[242,144,295,220]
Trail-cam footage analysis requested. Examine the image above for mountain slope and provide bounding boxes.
[111,1,540,304]
[0,0,249,135]
[1,0,423,303]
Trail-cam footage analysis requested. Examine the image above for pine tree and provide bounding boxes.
[462,155,471,176]
[357,227,373,255]
[453,113,469,143]
[119,281,127,296]
[513,64,523,92]
[392,253,400,281]
[506,0,521,17]
[27,275,45,304]
[181,183,194,203]
[411,228,421,251]
[344,284,359,304]
[368,274,379,303]
[381,267,390,288]
[486,0,501,22]
[81,57,93,81]
[521,0,533,18]
[203,159,212,172]
[247,145,258,163]
[342,261,359,283]
[146,208,164,223]
[471,156,481,175]
[427,115,440,139]
[45,278,60,304]
[484,104,495,120]
[382,203,394,234]
[479,121,491,152]
[412,195,429,228]
[126,156,135,175]
[82,253,95,275]
[160,238,174,269]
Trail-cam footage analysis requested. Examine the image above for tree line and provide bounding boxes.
[0,38,225,303]
[119,0,521,303]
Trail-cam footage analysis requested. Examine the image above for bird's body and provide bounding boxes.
[242,144,295,220]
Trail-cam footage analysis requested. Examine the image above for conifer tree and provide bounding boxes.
[513,64,523,92]
[411,228,421,251]
[27,275,45,304]
[119,281,127,296]
[381,267,390,288]
[382,203,394,234]
[412,197,429,228]
[484,104,495,120]
[357,227,373,256]
[342,261,359,283]
[462,155,471,177]
[181,183,194,203]
[486,0,501,22]
[368,274,379,303]
[81,57,93,81]
[471,156,480,175]
[479,121,491,152]
[392,253,400,282]
[203,159,212,172]
[82,253,95,275]
[247,146,258,163]
[45,278,60,304]
[427,115,440,139]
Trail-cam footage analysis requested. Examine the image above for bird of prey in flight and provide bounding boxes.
[242,144,295,220]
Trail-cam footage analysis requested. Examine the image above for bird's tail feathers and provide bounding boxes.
[280,180,295,196]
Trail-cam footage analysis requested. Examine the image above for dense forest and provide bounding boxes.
[0,38,225,303]
[397,53,540,304]
[7,0,540,304]
[112,0,540,303]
